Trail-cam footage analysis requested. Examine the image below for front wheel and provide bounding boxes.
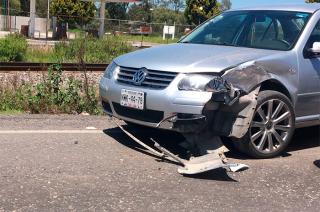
[232,90,295,159]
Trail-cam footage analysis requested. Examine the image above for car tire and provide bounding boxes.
[221,137,243,153]
[232,90,295,159]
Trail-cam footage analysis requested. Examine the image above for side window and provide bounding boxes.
[306,20,320,49]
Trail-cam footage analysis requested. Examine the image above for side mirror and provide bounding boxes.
[308,42,320,57]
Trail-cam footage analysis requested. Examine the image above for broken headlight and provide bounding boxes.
[178,74,239,105]
[178,74,228,92]
[178,74,214,91]
[103,61,119,79]
[204,76,231,93]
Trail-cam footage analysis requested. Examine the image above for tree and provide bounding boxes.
[0,0,18,15]
[128,1,151,22]
[19,0,54,17]
[36,0,49,18]
[9,0,20,15]
[151,7,186,25]
[105,3,129,20]
[185,0,221,25]
[172,0,186,12]
[19,0,29,16]
[305,0,320,2]
[157,0,185,12]
[50,0,96,40]
[0,0,21,15]
[220,0,232,11]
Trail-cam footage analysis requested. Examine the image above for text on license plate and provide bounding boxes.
[120,89,144,110]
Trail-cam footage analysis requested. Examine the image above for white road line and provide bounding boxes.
[86,126,97,130]
[0,130,104,134]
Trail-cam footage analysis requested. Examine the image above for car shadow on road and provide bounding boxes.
[314,160,320,169]
[104,124,319,181]
[104,125,238,181]
[224,148,293,160]
[103,126,184,166]
[287,126,320,152]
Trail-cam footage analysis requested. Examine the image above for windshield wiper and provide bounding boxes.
[219,42,237,47]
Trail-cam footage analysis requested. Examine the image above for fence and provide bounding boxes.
[102,19,194,41]
[0,15,48,34]
[0,8,195,43]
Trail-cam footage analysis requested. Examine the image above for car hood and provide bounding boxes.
[114,43,281,73]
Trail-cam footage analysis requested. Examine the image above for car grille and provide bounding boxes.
[112,103,164,123]
[116,66,177,89]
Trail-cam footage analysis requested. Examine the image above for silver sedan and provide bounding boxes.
[100,4,320,158]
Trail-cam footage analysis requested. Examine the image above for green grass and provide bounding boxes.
[113,34,179,44]
[67,29,82,33]
[25,49,58,63]
[0,110,23,115]
[4,34,176,64]
[0,65,102,115]
[0,34,28,62]
[24,36,133,63]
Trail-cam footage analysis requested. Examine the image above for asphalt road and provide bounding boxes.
[0,114,319,212]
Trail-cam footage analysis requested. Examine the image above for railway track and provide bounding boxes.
[0,62,108,72]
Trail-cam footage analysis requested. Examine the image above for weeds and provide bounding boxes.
[1,34,132,63]
[55,36,133,63]
[22,36,133,63]
[0,35,123,115]
[116,34,179,44]
[0,64,102,115]
[25,48,60,63]
[0,34,28,62]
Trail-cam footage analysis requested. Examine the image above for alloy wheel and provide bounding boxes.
[250,99,294,154]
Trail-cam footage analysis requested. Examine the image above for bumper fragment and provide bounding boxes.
[113,118,249,175]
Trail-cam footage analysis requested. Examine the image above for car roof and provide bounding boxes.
[230,4,320,13]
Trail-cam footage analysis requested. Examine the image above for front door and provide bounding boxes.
[296,20,320,118]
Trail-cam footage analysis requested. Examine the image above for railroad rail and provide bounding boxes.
[0,62,108,72]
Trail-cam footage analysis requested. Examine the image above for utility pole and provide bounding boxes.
[99,0,106,38]
[2,0,10,30]
[46,0,50,39]
[28,0,36,38]
[7,0,11,31]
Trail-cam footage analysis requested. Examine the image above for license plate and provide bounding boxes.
[120,89,145,110]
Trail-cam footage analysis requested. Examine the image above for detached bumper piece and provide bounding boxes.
[113,119,248,175]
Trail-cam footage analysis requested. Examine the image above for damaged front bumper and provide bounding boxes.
[113,118,249,175]
[157,76,260,139]
[100,68,260,140]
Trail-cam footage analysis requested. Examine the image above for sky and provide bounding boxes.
[231,0,309,9]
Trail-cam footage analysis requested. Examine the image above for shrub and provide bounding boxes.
[0,64,102,115]
[0,34,28,62]
[54,36,133,63]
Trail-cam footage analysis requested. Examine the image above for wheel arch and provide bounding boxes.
[259,79,293,102]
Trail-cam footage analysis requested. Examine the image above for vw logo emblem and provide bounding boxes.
[132,68,148,85]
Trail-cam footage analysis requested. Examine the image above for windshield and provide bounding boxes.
[180,11,311,51]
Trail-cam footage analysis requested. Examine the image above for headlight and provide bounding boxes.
[103,61,118,79]
[178,74,217,91]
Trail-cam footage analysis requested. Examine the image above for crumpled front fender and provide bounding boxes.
[221,61,272,93]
